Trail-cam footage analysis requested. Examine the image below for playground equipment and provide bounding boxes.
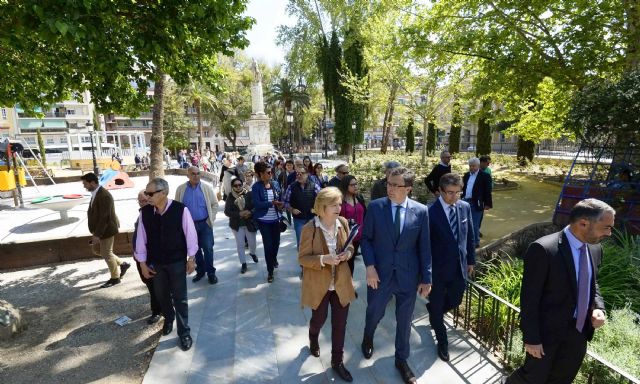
[98,160,134,190]
[553,141,639,234]
[28,194,90,220]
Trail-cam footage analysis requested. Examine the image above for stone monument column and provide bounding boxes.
[245,59,274,155]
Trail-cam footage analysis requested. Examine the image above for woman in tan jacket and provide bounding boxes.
[298,187,356,382]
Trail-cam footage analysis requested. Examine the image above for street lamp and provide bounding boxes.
[87,120,99,175]
[351,121,357,163]
[286,109,294,159]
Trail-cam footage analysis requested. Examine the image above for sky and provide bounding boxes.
[242,0,294,65]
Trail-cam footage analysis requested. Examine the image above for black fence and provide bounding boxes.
[452,280,639,383]
[456,140,581,158]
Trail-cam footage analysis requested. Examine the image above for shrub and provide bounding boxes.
[599,230,640,313]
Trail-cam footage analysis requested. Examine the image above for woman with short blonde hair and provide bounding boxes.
[298,186,355,382]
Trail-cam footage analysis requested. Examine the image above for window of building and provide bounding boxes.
[25,137,36,144]
[60,137,68,144]
[46,138,55,145]
[1,108,6,119]
[81,136,91,143]
[66,109,76,115]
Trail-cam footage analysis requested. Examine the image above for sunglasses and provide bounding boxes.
[144,189,164,197]
[265,171,272,175]
[340,171,349,175]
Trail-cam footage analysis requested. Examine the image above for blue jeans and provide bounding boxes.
[194,220,216,276]
[293,217,312,249]
[257,221,280,274]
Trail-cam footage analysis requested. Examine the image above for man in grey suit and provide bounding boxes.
[361,167,432,384]
[427,173,475,362]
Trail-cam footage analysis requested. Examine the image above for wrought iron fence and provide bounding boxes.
[452,280,639,384]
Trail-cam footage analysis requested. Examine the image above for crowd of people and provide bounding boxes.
[80,150,614,383]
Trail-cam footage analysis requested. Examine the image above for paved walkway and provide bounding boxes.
[144,201,504,384]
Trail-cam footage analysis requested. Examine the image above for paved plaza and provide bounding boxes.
[0,175,504,383]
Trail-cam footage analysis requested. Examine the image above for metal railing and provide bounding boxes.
[452,280,639,383]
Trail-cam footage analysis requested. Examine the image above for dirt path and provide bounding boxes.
[480,174,562,246]
[0,257,159,384]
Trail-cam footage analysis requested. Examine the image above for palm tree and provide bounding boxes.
[266,78,310,151]
[179,79,216,152]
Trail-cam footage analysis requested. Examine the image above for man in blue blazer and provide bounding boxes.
[427,173,476,362]
[361,167,432,384]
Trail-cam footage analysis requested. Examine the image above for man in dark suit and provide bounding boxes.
[361,167,432,384]
[370,160,401,201]
[328,163,349,187]
[427,173,475,362]
[462,157,492,247]
[424,150,452,197]
[505,198,613,383]
[81,172,130,288]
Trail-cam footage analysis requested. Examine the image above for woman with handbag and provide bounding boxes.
[251,161,285,283]
[298,187,355,382]
[338,175,367,276]
[224,178,258,274]
[310,163,329,188]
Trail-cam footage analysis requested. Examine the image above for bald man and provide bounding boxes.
[175,166,220,284]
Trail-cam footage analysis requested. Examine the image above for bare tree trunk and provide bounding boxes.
[380,82,398,154]
[149,71,166,179]
[196,98,204,153]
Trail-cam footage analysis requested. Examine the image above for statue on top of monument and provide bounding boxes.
[251,58,262,84]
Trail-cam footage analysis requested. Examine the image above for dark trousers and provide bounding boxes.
[309,290,350,365]
[136,262,161,316]
[507,326,587,384]
[194,220,216,276]
[364,271,416,361]
[347,242,360,277]
[153,260,190,337]
[427,277,466,346]
[257,221,280,274]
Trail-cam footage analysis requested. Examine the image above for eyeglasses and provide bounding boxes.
[387,183,407,189]
[442,190,462,196]
[144,189,164,197]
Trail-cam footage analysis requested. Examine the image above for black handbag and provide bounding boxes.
[279,218,288,233]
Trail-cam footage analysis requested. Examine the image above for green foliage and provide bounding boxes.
[516,137,535,165]
[599,231,640,313]
[426,122,436,155]
[565,69,640,146]
[0,0,254,114]
[405,118,415,153]
[449,99,462,154]
[36,128,46,169]
[163,80,191,153]
[477,255,524,308]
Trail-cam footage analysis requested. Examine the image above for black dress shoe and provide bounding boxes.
[147,314,161,325]
[361,336,373,359]
[119,262,131,278]
[309,338,320,357]
[331,362,353,382]
[250,253,258,263]
[437,343,450,362]
[179,335,193,351]
[192,273,205,283]
[267,274,274,283]
[100,278,121,288]
[274,260,279,268]
[241,263,247,274]
[161,321,173,335]
[208,274,218,284]
[395,360,417,384]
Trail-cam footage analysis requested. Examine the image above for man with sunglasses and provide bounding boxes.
[328,164,349,188]
[134,178,199,351]
[175,166,220,284]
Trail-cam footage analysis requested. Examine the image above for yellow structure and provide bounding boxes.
[0,169,27,191]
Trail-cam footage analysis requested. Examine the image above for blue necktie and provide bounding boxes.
[449,205,458,241]
[576,244,589,332]
[394,205,402,239]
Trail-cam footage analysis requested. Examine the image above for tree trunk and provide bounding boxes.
[380,82,398,154]
[149,71,166,179]
[196,98,204,153]
[426,122,436,155]
[625,0,640,70]
[421,119,428,163]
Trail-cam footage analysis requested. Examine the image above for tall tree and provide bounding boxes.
[426,122,437,155]
[0,1,254,177]
[180,80,218,152]
[476,100,493,156]
[449,98,463,154]
[266,78,311,152]
[405,118,415,153]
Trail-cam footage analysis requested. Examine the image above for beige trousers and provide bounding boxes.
[92,236,122,279]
